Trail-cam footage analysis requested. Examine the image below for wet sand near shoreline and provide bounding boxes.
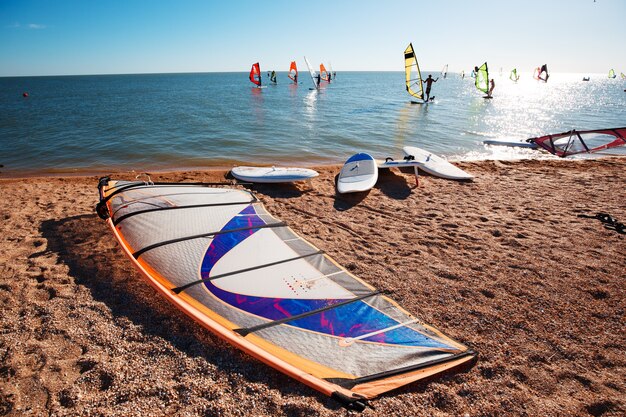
[0,158,624,416]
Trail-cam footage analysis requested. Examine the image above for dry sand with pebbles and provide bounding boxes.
[0,158,624,416]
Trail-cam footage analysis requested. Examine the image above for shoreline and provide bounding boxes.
[0,154,610,180]
[1,158,624,416]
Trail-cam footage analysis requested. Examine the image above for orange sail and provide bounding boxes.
[320,63,328,81]
[249,62,261,86]
[288,61,298,83]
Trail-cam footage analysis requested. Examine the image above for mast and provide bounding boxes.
[303,56,318,89]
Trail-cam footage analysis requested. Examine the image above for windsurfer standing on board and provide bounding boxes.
[487,78,495,98]
[316,73,321,88]
[424,74,438,101]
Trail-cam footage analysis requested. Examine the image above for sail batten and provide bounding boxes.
[404,43,424,101]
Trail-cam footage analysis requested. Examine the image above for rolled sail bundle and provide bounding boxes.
[96,178,475,410]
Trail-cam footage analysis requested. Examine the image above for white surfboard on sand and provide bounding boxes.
[402,146,473,180]
[231,166,319,183]
[337,153,378,193]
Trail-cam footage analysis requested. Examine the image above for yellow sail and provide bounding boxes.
[404,43,423,100]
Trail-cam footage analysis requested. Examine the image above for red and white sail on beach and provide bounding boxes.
[249,62,261,86]
[530,127,626,157]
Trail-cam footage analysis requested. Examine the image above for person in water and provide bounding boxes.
[487,78,495,97]
[316,73,321,87]
[423,74,438,101]
[270,70,277,83]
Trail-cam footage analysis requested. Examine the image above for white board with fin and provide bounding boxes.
[403,146,473,180]
[337,153,378,193]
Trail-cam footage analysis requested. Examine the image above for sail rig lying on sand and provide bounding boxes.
[484,127,626,157]
[530,127,626,157]
[96,178,475,411]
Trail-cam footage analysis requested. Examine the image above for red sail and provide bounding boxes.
[319,63,328,81]
[531,127,626,157]
[288,61,298,82]
[249,62,261,86]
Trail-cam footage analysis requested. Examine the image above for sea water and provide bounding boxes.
[1,72,625,175]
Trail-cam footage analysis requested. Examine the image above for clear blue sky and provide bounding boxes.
[1,0,624,76]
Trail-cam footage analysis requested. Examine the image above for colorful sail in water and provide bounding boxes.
[249,62,261,86]
[303,56,318,89]
[509,68,519,82]
[530,127,626,157]
[608,69,616,79]
[621,72,626,80]
[470,69,475,78]
[404,43,424,101]
[97,179,475,411]
[320,63,329,81]
[475,62,489,94]
[535,64,549,82]
[288,61,298,83]
[441,64,448,79]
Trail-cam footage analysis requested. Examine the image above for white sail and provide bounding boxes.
[303,56,318,89]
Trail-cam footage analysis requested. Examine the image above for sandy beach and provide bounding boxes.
[0,158,624,416]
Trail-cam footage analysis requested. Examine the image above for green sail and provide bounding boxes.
[509,68,519,82]
[608,69,616,78]
[475,62,489,94]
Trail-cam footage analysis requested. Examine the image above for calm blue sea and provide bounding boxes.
[1,72,625,175]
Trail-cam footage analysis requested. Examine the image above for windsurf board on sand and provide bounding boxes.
[402,146,473,180]
[483,139,539,149]
[231,166,319,183]
[337,153,378,193]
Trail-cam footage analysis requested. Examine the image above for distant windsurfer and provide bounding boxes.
[316,73,321,88]
[539,64,549,82]
[487,79,495,98]
[270,70,277,84]
[423,74,438,101]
